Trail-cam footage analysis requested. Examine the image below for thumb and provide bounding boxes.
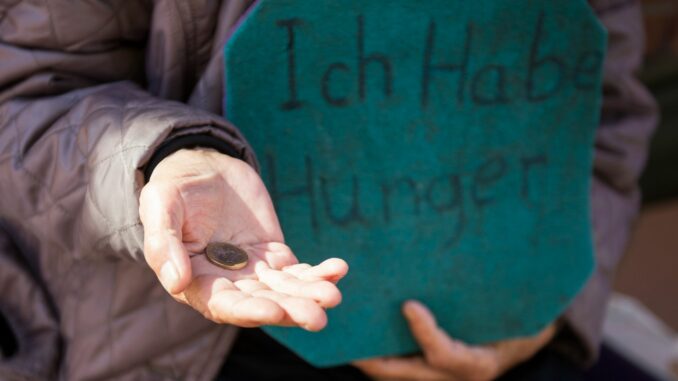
[139,182,192,294]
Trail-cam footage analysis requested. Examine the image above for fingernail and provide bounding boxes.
[402,300,417,317]
[160,261,179,291]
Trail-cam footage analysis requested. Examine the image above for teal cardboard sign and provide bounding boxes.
[225,0,605,366]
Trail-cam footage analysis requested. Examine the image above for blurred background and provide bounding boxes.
[590,0,678,380]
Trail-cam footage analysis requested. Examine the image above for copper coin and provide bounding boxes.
[205,242,249,270]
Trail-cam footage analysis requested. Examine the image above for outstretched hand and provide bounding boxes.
[139,148,347,331]
[354,301,557,381]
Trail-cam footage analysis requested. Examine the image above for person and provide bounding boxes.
[0,0,656,380]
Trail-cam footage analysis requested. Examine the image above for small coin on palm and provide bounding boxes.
[205,242,249,270]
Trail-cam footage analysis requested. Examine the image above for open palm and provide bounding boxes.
[139,148,347,331]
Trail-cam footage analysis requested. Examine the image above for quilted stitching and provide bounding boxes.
[0,0,21,26]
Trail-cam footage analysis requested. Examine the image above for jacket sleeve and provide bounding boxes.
[553,0,659,366]
[0,1,256,262]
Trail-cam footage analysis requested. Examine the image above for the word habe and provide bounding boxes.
[277,12,603,111]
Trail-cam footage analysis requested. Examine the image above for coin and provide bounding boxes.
[205,242,249,270]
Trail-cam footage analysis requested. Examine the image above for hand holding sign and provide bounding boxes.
[354,301,557,381]
[139,148,347,331]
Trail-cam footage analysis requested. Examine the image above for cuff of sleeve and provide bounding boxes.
[143,132,243,182]
[547,316,598,369]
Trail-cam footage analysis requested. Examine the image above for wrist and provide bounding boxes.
[149,148,223,183]
[144,133,242,182]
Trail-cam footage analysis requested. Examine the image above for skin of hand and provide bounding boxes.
[354,301,557,381]
[139,148,348,331]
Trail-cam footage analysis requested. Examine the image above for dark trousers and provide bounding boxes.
[216,328,585,381]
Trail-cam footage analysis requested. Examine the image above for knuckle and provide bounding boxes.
[201,309,220,323]
[482,362,501,380]
[143,235,166,259]
[202,298,223,323]
[465,364,499,381]
[138,183,153,202]
[139,181,163,205]
[426,352,449,369]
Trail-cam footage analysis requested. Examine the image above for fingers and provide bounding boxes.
[251,242,299,270]
[358,302,553,381]
[235,279,328,331]
[140,182,192,294]
[183,275,286,327]
[491,323,558,373]
[181,276,328,331]
[145,230,192,294]
[255,262,343,308]
[354,357,452,381]
[282,258,349,283]
[403,301,452,358]
[185,254,341,330]
[403,301,499,379]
